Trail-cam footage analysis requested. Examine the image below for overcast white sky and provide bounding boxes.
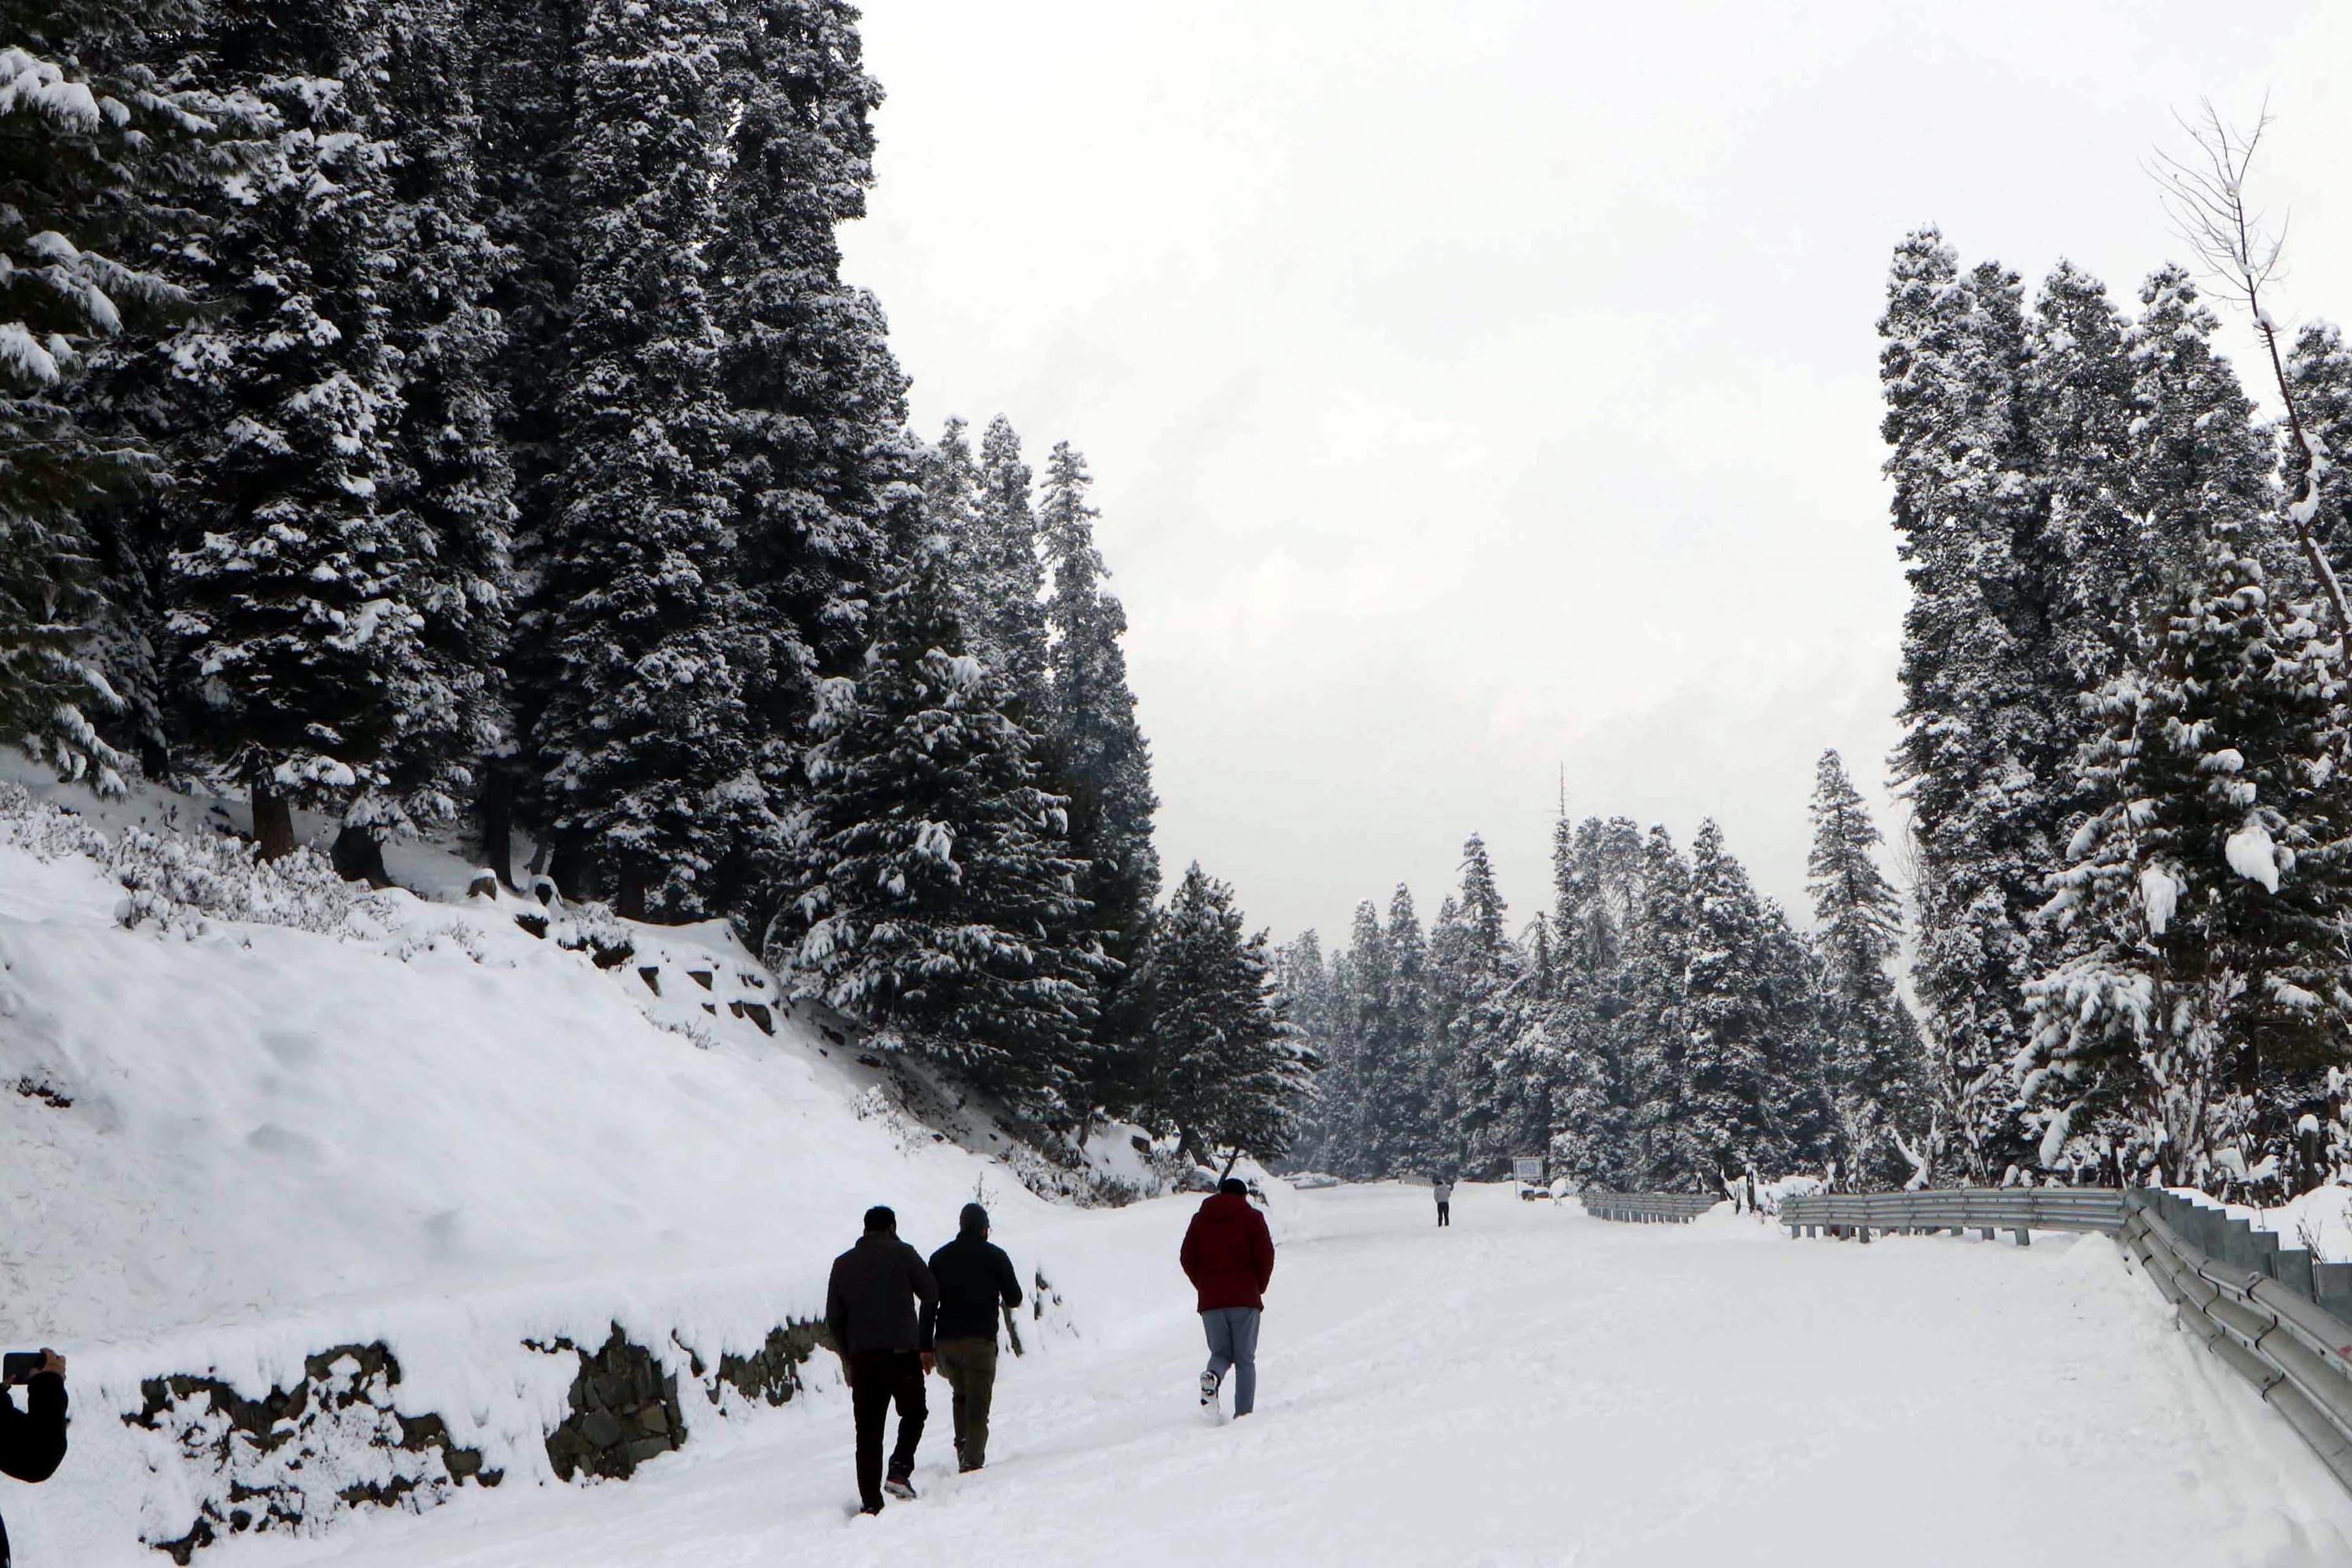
[839,0,2352,946]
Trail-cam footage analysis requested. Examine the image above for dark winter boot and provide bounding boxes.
[883,1474,917,1502]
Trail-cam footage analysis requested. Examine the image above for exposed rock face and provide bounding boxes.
[538,1327,687,1481]
[127,1343,499,1564]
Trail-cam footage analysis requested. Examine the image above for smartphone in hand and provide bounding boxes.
[3,1351,50,1384]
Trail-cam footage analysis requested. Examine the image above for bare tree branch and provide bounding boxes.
[2148,97,2348,639]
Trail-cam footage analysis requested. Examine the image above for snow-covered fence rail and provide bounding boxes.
[1778,1186,2125,1245]
[1580,1190,1719,1224]
[1777,1185,2352,1494]
[2125,1190,2352,1491]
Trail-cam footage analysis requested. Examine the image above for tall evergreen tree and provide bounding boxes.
[2286,322,2352,582]
[1880,230,2060,1181]
[2022,260,2139,696]
[1133,862,1313,1170]
[530,0,750,914]
[2024,531,2352,1191]
[1355,884,1429,1178]
[973,414,1049,717]
[1039,441,1161,1112]
[1442,834,1521,1174]
[143,0,477,859]
[470,0,577,880]
[1680,820,1782,1183]
[709,0,910,916]
[0,1,220,787]
[1615,825,1694,1186]
[1806,749,1926,1185]
[770,526,1102,1119]
[342,0,517,880]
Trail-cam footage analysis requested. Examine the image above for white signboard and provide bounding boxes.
[1511,1156,1545,1186]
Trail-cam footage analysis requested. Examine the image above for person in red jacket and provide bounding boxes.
[1178,1178,1275,1417]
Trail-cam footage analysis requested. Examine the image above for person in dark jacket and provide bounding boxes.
[1,1349,67,1568]
[1179,1178,1275,1417]
[927,1202,1023,1473]
[825,1208,938,1514]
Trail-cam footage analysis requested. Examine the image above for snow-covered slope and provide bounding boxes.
[0,767,1188,1560]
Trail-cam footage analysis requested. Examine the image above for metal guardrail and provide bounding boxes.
[1580,1190,1721,1224]
[1779,1186,2125,1244]
[2123,1189,2352,1489]
[1769,1183,2352,1494]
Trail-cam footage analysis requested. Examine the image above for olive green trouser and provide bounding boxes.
[933,1336,1000,1469]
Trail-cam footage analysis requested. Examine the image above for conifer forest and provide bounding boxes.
[10,0,2352,1208]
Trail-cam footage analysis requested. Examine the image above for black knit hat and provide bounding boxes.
[960,1202,989,1234]
[1218,1177,1248,1196]
[864,1205,896,1233]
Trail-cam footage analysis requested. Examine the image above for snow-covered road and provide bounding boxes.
[213,1182,2352,1567]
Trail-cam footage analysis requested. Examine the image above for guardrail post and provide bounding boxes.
[2275,1248,2318,1302]
[2013,1227,2030,1246]
[2316,1262,2352,1322]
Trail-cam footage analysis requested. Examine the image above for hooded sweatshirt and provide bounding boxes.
[1179,1191,1276,1313]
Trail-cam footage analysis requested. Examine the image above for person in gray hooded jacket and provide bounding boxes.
[1433,1177,1453,1227]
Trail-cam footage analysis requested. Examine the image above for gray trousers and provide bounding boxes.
[1200,1306,1262,1415]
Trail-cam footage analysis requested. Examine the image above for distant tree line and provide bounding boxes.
[1284,753,1929,1193]
[0,0,1310,1159]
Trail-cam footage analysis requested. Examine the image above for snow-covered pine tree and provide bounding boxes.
[469,0,576,876]
[1415,891,1468,1173]
[1806,749,1927,1186]
[345,0,516,881]
[710,0,913,914]
[1039,441,1161,1114]
[1287,933,1357,1175]
[1315,899,1389,1180]
[2125,267,2286,598]
[0,0,219,787]
[1615,825,1695,1186]
[1359,884,1430,1178]
[1131,862,1314,1172]
[2286,322,2352,582]
[2023,529,2352,1192]
[973,415,1049,718]
[1679,819,1782,1185]
[530,0,751,915]
[1273,929,1332,1093]
[1757,901,1837,1176]
[2022,261,2140,698]
[1545,1000,1618,1188]
[1442,834,1525,1174]
[771,521,1104,1120]
[1881,230,2060,1181]
[921,415,984,624]
[148,0,467,861]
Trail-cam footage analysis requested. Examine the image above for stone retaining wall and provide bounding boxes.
[130,1319,821,1558]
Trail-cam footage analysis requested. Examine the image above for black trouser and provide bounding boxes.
[1437,1201,1450,1226]
[846,1350,927,1509]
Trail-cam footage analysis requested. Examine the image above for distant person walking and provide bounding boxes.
[826,1207,939,1515]
[1,1349,67,1568]
[928,1203,1023,1474]
[1433,1177,1454,1227]
[1180,1177,1276,1419]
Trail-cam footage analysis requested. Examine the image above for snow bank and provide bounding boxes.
[0,766,1151,1558]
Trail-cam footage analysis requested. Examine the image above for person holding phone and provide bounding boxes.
[1,1349,67,1568]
